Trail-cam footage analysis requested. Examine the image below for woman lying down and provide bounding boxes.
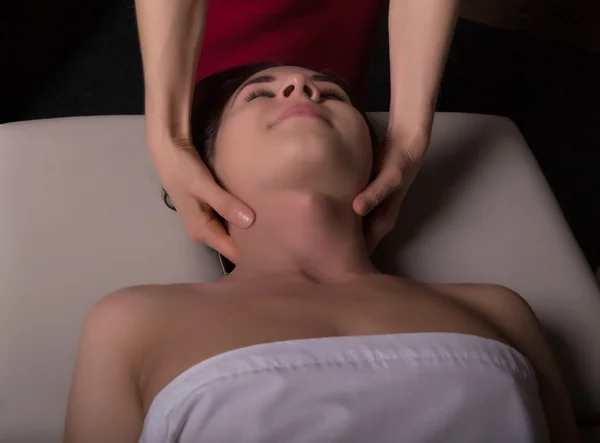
[64,63,579,443]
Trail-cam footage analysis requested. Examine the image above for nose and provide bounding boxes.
[280,74,320,101]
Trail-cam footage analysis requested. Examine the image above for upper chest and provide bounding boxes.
[139,278,499,413]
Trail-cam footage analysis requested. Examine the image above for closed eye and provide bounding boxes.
[245,88,276,102]
[319,88,349,102]
[244,86,348,103]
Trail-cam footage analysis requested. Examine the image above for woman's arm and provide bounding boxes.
[134,0,254,259]
[387,0,459,138]
[135,0,207,143]
[353,1,459,249]
[64,293,147,443]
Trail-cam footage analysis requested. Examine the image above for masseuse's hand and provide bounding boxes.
[152,137,255,261]
[353,129,428,252]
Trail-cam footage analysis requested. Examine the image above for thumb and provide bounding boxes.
[353,167,403,216]
[187,161,256,229]
[206,186,256,229]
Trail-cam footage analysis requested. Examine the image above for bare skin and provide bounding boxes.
[138,277,509,411]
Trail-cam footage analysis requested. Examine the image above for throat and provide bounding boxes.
[229,191,377,283]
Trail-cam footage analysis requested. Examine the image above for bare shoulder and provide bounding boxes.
[90,283,193,314]
[94,282,205,306]
[66,283,209,443]
[430,283,540,337]
[86,283,209,335]
[430,282,580,442]
[432,282,533,310]
[82,283,211,365]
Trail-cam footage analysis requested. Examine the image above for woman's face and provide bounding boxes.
[212,66,374,201]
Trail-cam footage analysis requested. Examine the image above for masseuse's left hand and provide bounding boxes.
[353,127,429,252]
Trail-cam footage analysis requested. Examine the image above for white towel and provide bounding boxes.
[140,333,549,443]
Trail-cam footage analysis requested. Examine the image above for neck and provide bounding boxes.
[228,190,378,283]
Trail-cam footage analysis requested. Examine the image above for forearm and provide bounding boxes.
[388,0,459,136]
[135,0,208,146]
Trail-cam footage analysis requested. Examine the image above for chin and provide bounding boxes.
[258,172,367,202]
[277,130,354,158]
[254,133,371,194]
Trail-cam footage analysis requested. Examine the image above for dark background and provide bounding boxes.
[2,0,598,273]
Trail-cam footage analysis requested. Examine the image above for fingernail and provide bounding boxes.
[355,198,365,213]
[237,210,253,227]
[359,200,371,215]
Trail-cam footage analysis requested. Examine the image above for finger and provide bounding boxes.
[207,186,256,230]
[364,192,403,253]
[201,216,239,262]
[173,195,209,242]
[188,165,256,229]
[353,166,403,216]
[365,218,389,254]
[179,198,239,260]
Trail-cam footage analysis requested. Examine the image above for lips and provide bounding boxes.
[274,103,330,125]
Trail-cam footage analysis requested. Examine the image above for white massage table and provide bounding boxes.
[0,113,599,442]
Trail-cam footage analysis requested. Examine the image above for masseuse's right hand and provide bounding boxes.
[151,136,255,261]
[135,0,254,260]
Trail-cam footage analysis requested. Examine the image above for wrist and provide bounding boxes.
[387,106,433,144]
[390,87,436,120]
[144,102,192,152]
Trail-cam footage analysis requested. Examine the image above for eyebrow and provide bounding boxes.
[231,73,350,105]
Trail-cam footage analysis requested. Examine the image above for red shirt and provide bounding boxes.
[197,0,386,98]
